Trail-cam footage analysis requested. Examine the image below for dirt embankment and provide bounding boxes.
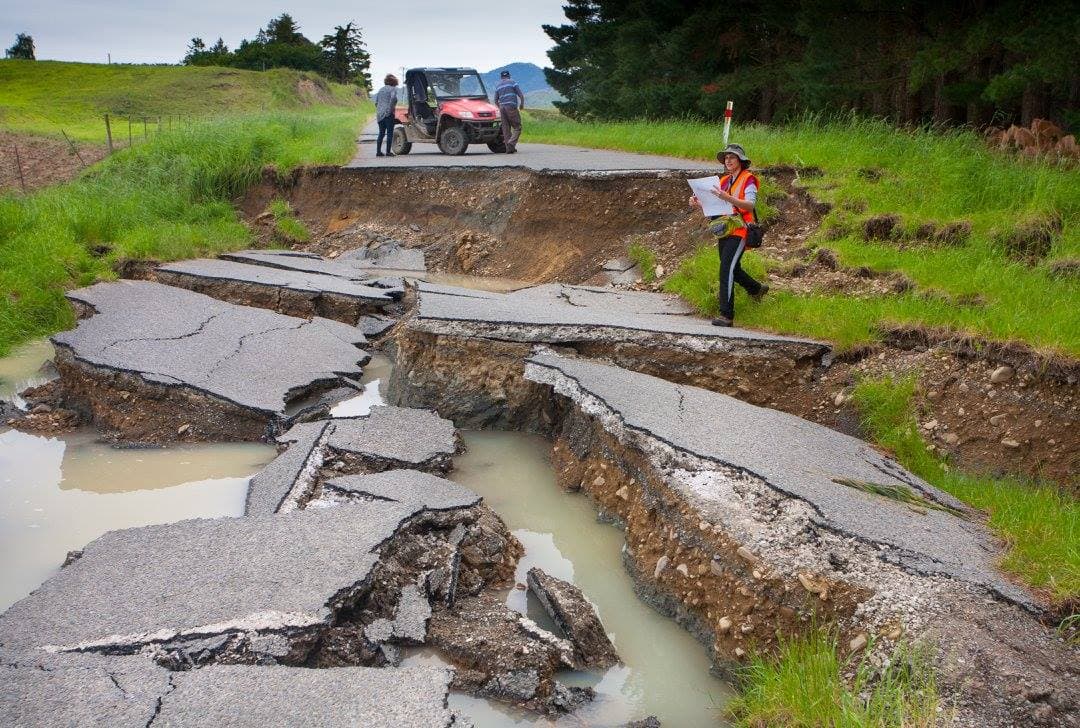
[0,131,108,193]
[240,165,1077,487]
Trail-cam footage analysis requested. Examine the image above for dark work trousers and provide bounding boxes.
[499,105,522,151]
[376,116,395,155]
[717,234,762,320]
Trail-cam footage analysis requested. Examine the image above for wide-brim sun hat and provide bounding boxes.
[717,143,751,166]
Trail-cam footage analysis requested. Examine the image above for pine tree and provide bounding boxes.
[320,22,371,88]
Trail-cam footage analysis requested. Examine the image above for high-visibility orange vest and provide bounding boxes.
[720,169,758,240]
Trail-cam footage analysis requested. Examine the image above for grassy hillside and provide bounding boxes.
[0,60,360,142]
[0,61,366,356]
[525,114,1080,358]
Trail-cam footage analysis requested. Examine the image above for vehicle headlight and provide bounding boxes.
[458,111,474,119]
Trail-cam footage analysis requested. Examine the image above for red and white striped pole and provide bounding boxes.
[722,100,734,145]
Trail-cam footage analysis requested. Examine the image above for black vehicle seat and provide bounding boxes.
[413,101,437,135]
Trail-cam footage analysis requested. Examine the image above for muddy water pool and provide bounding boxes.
[438,430,732,727]
[0,339,275,611]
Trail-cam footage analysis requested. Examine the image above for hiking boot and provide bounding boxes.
[750,284,770,302]
[711,316,733,327]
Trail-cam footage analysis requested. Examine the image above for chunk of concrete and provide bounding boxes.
[0,652,170,728]
[325,470,481,512]
[523,352,1031,608]
[357,313,397,338]
[156,258,400,322]
[245,420,330,515]
[51,281,368,439]
[156,663,455,727]
[526,567,619,669]
[0,502,434,655]
[338,241,427,272]
[364,584,432,645]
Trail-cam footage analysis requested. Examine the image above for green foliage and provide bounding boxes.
[543,0,1080,129]
[182,13,371,90]
[0,60,361,142]
[0,107,363,355]
[528,113,1080,356]
[850,375,1079,600]
[628,241,657,282]
[728,630,941,728]
[5,33,34,61]
[268,198,311,243]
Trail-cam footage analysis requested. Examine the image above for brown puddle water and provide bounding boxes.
[0,339,275,611]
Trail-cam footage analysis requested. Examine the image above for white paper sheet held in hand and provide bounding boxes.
[688,176,734,217]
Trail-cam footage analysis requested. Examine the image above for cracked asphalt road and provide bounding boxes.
[54,281,369,416]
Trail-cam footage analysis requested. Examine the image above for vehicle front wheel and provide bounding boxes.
[487,140,507,153]
[391,127,411,155]
[438,126,469,156]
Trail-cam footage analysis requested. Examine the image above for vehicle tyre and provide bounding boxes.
[438,126,469,156]
[487,140,507,153]
[391,127,411,155]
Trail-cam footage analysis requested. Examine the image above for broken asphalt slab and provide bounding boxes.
[156,258,401,321]
[222,244,425,277]
[246,406,460,515]
[156,663,455,727]
[526,567,619,669]
[0,652,458,728]
[0,502,431,655]
[0,652,171,728]
[51,281,369,436]
[411,281,827,355]
[326,469,482,512]
[523,352,1033,608]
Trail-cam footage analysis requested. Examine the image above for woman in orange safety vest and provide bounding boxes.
[689,143,769,326]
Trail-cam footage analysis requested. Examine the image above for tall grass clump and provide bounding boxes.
[728,630,942,727]
[529,113,1080,356]
[0,108,362,355]
[850,375,1079,600]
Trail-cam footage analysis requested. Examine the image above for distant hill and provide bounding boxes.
[0,60,362,142]
[481,62,563,108]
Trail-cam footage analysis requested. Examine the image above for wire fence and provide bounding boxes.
[1,112,197,194]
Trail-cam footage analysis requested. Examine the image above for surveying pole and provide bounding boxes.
[722,100,733,145]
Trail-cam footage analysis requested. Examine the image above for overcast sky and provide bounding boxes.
[2,1,569,76]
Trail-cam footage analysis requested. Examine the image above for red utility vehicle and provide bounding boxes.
[391,67,505,156]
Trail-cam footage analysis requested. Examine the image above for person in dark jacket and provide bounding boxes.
[374,74,399,157]
[689,143,769,326]
[492,70,525,153]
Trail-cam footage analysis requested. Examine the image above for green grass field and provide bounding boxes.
[0,61,365,355]
[0,59,359,142]
[525,114,1080,357]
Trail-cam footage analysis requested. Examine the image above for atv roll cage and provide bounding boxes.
[393,67,504,156]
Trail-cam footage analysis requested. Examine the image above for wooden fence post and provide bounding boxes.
[60,130,88,167]
[142,117,148,139]
[104,114,114,154]
[13,144,27,193]
[128,118,133,147]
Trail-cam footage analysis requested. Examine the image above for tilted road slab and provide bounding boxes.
[412,281,826,354]
[156,258,400,323]
[222,245,425,277]
[246,407,460,515]
[523,352,1031,608]
[51,281,369,439]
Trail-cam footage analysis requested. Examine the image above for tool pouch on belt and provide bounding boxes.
[707,215,744,238]
[745,222,764,248]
